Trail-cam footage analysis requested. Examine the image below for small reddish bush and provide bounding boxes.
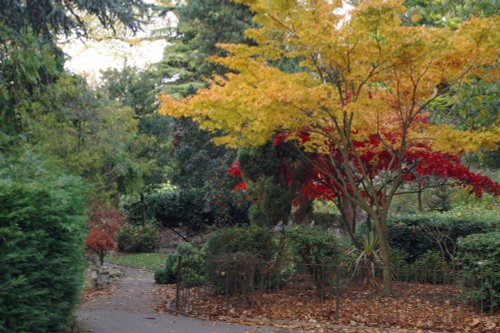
[88,203,126,239]
[85,228,116,265]
[85,203,126,265]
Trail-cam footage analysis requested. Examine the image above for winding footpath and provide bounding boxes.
[76,264,294,333]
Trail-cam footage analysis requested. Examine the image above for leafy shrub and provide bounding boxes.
[390,247,410,282]
[205,225,281,294]
[0,158,87,333]
[286,225,341,297]
[205,225,276,261]
[311,212,341,228]
[388,206,498,262]
[408,250,450,284]
[117,223,161,253]
[286,225,341,266]
[86,228,116,265]
[85,204,125,264]
[458,232,499,312]
[88,203,126,239]
[123,189,214,231]
[154,254,178,285]
[154,269,171,284]
[207,251,262,295]
[390,247,409,271]
[155,242,206,287]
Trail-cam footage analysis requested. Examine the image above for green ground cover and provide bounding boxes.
[107,252,167,272]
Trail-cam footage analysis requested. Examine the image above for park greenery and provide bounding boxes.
[0,0,498,332]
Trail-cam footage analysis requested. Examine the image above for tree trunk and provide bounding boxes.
[340,193,356,235]
[374,217,392,295]
[417,184,423,212]
[290,194,312,224]
[338,194,362,249]
[140,193,146,226]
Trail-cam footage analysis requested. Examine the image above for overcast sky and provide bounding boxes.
[61,1,352,86]
[61,10,176,85]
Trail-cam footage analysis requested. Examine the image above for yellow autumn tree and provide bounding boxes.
[159,0,499,293]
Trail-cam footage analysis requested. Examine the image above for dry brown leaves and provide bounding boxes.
[81,285,117,303]
[155,282,499,333]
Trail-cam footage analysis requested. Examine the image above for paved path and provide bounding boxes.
[76,264,295,333]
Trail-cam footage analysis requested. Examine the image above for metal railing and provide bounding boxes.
[171,257,497,318]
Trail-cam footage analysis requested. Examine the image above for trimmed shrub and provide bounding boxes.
[310,212,341,228]
[205,225,281,295]
[155,242,206,287]
[117,223,161,253]
[154,269,171,284]
[286,225,341,297]
[124,188,249,231]
[85,205,125,264]
[122,189,213,232]
[86,228,116,265]
[388,207,498,262]
[205,225,276,261]
[458,232,499,312]
[207,251,261,295]
[407,250,450,284]
[0,159,87,333]
[286,225,341,266]
[87,203,126,239]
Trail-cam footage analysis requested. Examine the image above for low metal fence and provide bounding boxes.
[171,257,497,318]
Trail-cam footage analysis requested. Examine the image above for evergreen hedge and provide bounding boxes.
[205,224,276,261]
[117,223,161,253]
[458,232,499,312]
[388,207,498,262]
[0,158,87,333]
[154,242,206,287]
[123,189,243,231]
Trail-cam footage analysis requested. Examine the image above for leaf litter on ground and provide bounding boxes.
[155,281,499,333]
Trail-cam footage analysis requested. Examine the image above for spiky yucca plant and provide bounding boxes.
[349,232,383,287]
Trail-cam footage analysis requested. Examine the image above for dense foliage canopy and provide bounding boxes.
[160,0,499,293]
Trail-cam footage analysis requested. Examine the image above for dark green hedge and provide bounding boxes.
[0,160,87,333]
[286,225,341,266]
[310,212,341,228]
[154,242,206,287]
[117,223,161,253]
[123,189,207,230]
[205,225,279,295]
[458,232,499,312]
[388,208,498,262]
[123,189,248,231]
[205,224,276,261]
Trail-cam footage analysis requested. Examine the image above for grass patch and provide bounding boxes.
[106,252,167,272]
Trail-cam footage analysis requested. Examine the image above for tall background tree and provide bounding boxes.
[0,1,157,331]
[0,0,163,204]
[160,0,499,293]
[156,0,255,223]
[0,0,150,135]
[401,0,500,209]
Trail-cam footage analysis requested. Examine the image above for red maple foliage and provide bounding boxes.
[85,228,116,265]
[230,131,499,202]
[85,203,126,265]
[227,161,243,178]
[297,133,500,202]
[87,203,126,239]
